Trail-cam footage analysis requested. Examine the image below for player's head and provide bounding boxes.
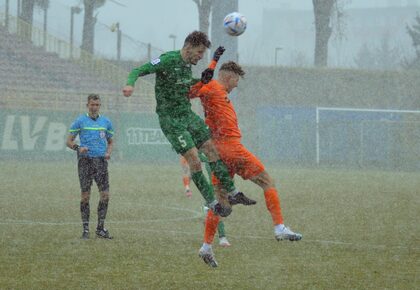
[182,31,211,65]
[219,61,245,93]
[87,93,101,116]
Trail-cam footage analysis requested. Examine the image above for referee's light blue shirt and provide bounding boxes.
[69,113,114,158]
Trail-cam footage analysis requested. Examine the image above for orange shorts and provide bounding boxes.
[212,138,265,184]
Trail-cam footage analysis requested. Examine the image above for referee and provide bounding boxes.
[66,94,114,239]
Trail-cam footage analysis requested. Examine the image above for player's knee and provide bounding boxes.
[80,192,90,203]
[100,191,110,202]
[199,141,219,161]
[188,158,202,172]
[259,171,275,189]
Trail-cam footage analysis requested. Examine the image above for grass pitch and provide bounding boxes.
[0,161,419,289]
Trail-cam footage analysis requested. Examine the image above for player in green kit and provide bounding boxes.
[122,31,255,217]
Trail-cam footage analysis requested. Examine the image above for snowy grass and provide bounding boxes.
[0,161,419,289]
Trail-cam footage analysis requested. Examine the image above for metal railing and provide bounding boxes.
[0,12,156,112]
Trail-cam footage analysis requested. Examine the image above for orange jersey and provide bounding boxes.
[190,80,241,140]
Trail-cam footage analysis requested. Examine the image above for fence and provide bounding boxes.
[0,11,156,111]
[255,106,420,171]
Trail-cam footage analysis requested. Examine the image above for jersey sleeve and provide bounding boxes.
[188,60,218,99]
[68,118,81,136]
[197,83,213,98]
[188,82,204,99]
[106,119,114,139]
[126,54,169,86]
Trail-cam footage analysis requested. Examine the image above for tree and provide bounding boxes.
[36,0,49,9]
[36,0,50,49]
[20,0,35,24]
[354,34,401,70]
[192,0,213,69]
[211,0,238,62]
[354,43,376,69]
[81,0,106,55]
[19,0,49,40]
[289,50,310,67]
[375,34,401,70]
[192,0,212,34]
[406,13,420,69]
[20,0,35,40]
[20,0,50,23]
[312,0,346,67]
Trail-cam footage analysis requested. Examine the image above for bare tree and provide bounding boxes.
[192,0,213,68]
[312,0,346,67]
[192,0,213,34]
[354,34,401,70]
[81,0,106,55]
[20,0,35,24]
[354,43,376,69]
[19,0,49,40]
[20,0,49,23]
[406,13,420,68]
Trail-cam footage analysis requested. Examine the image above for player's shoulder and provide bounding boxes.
[203,80,224,93]
[152,50,180,65]
[74,113,88,122]
[208,79,223,88]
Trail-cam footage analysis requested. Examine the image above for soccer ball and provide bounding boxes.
[223,12,247,36]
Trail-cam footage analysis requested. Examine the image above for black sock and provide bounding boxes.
[97,200,109,230]
[80,202,90,231]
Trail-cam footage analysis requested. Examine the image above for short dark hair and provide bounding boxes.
[220,61,245,77]
[87,93,101,102]
[184,31,211,48]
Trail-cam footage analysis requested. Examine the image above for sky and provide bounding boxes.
[5,0,420,65]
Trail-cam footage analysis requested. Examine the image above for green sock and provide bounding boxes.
[191,171,215,204]
[217,221,226,238]
[204,161,212,181]
[209,160,235,193]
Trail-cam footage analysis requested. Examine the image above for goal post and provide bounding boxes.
[315,107,420,169]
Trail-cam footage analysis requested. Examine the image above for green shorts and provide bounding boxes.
[159,112,211,154]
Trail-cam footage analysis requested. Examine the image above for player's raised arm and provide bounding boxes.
[123,58,162,97]
[201,46,225,84]
[189,46,226,99]
[123,66,142,97]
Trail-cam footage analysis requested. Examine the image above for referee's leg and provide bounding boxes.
[95,158,112,239]
[78,157,93,238]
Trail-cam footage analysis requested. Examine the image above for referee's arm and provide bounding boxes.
[105,138,113,160]
[66,134,88,153]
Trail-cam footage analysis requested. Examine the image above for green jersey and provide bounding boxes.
[126,50,199,116]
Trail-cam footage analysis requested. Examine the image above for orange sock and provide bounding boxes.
[264,188,284,225]
[204,210,220,244]
[183,176,190,187]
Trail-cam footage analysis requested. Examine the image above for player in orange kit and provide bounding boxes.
[190,61,302,267]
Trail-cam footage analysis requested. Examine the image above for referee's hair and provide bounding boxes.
[87,93,101,102]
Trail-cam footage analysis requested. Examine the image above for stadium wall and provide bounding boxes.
[0,109,177,163]
[3,105,416,170]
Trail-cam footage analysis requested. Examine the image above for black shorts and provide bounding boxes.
[78,157,109,192]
